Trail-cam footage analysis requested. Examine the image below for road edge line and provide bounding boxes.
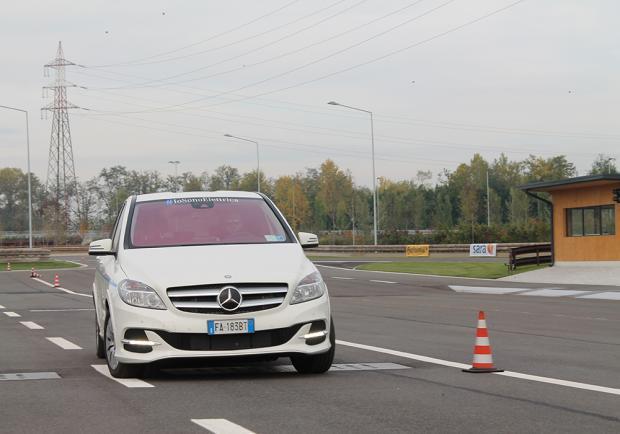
[32,277,92,298]
[191,419,256,433]
[336,339,620,396]
[316,264,498,281]
[91,364,154,388]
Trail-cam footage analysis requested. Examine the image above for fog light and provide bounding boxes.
[302,331,327,340]
[121,339,160,346]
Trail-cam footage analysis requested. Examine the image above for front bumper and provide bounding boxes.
[108,292,331,364]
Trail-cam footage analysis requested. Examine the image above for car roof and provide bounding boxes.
[134,191,262,202]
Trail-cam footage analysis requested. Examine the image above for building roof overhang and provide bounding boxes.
[520,174,620,193]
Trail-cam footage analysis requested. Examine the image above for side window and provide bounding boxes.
[111,203,126,250]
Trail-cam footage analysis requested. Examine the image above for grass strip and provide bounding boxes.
[356,261,547,279]
[0,260,81,271]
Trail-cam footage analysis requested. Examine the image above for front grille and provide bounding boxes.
[167,283,288,314]
[150,323,306,351]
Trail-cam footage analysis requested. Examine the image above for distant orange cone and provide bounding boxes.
[463,311,503,373]
[53,274,60,288]
[6,262,11,271]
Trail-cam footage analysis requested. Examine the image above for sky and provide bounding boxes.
[1,0,619,187]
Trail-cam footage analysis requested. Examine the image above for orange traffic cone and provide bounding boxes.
[6,262,11,271]
[53,274,60,288]
[463,311,503,373]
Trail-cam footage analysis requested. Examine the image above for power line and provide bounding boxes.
[77,65,620,142]
[187,0,530,112]
[99,0,423,89]
[99,0,357,71]
[77,95,617,170]
[89,0,303,67]
[73,112,465,167]
[107,0,460,114]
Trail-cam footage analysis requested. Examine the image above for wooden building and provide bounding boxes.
[521,175,620,262]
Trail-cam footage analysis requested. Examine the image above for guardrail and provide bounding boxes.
[0,248,51,262]
[507,244,552,270]
[308,243,548,254]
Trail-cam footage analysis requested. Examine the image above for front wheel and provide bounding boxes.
[104,315,145,378]
[291,319,336,374]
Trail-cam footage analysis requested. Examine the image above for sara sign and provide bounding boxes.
[470,243,497,257]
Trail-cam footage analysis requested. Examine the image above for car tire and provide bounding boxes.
[104,314,145,378]
[291,318,336,374]
[95,316,105,359]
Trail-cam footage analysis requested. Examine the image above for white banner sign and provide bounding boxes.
[469,243,497,257]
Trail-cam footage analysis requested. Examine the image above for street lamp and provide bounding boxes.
[0,105,33,249]
[328,101,378,245]
[168,160,180,192]
[224,134,261,192]
[605,157,616,174]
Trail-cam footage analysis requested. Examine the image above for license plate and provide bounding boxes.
[207,319,255,335]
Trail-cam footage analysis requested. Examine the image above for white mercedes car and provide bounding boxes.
[89,191,334,378]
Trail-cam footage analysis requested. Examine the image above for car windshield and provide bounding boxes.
[129,196,290,248]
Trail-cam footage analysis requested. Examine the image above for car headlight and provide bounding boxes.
[291,271,325,305]
[118,279,167,310]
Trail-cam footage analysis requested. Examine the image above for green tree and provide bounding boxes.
[274,176,309,231]
[208,165,240,190]
[588,154,618,175]
[316,160,352,230]
[0,168,43,232]
[180,172,206,192]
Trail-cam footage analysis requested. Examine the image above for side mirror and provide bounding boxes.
[89,238,115,256]
[298,232,319,249]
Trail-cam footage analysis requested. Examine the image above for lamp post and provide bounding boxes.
[605,157,616,174]
[328,101,377,245]
[224,134,261,192]
[0,105,33,249]
[168,160,180,191]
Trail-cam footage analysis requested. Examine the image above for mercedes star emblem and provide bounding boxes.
[217,286,242,311]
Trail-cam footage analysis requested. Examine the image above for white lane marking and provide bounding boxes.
[316,264,497,281]
[0,304,5,309]
[519,289,591,297]
[60,259,89,268]
[450,285,620,301]
[20,321,44,330]
[32,277,92,298]
[331,277,354,280]
[46,337,82,350]
[449,285,525,294]
[337,340,469,369]
[315,260,392,263]
[337,340,620,396]
[91,364,154,388]
[577,292,620,300]
[495,371,620,395]
[370,279,397,284]
[4,311,21,317]
[330,362,409,371]
[191,419,256,434]
[30,308,95,312]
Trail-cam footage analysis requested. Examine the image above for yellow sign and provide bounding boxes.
[406,244,430,257]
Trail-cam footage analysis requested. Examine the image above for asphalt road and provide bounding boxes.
[1,256,619,433]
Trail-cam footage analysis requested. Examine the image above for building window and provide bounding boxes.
[566,205,615,237]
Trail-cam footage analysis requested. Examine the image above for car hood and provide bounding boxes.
[118,243,313,291]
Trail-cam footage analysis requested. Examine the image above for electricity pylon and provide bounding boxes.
[41,41,84,236]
